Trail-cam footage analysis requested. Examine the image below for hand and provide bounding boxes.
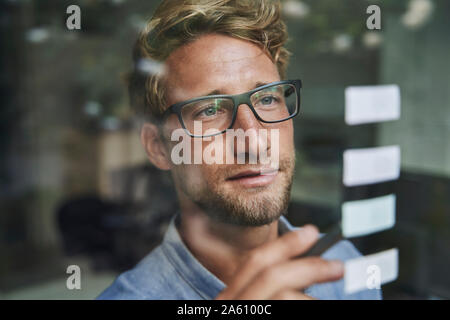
[215,225,344,300]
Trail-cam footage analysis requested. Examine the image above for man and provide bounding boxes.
[98,0,381,300]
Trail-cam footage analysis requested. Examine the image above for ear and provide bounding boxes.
[140,123,171,170]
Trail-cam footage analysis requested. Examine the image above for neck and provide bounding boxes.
[176,201,279,285]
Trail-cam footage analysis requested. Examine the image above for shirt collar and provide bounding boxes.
[160,213,295,299]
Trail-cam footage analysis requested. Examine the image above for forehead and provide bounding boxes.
[164,34,280,104]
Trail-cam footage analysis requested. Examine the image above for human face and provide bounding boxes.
[162,33,296,226]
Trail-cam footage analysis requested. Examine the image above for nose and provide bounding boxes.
[232,103,261,131]
[230,104,270,162]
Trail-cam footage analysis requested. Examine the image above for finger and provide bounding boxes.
[270,290,317,300]
[217,225,319,299]
[235,257,344,299]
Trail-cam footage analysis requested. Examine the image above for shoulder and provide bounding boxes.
[96,246,181,300]
[305,239,383,300]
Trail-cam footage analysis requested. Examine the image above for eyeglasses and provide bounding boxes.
[160,79,302,138]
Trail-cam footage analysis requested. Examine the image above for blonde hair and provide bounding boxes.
[129,0,290,120]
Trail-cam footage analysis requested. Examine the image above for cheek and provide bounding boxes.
[169,136,222,186]
[172,163,205,191]
[270,121,295,155]
[283,124,295,150]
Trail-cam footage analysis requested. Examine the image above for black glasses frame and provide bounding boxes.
[160,79,302,138]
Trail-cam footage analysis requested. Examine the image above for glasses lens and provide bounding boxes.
[250,84,298,122]
[180,98,234,136]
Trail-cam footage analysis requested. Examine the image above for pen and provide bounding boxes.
[298,223,343,258]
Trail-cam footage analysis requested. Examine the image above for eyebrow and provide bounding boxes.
[200,81,271,97]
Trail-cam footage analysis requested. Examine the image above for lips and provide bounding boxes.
[226,168,279,188]
[227,170,263,180]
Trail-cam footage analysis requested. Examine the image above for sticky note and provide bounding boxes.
[343,145,401,186]
[345,85,400,125]
[344,248,399,294]
[342,194,396,238]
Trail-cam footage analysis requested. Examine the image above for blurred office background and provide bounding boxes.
[0,0,449,299]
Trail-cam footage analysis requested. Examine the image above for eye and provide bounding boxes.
[204,105,222,116]
[261,96,274,105]
[258,95,279,106]
[194,104,221,118]
[203,106,217,116]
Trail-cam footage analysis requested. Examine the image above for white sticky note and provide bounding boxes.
[344,248,399,294]
[342,194,396,238]
[345,85,401,125]
[343,145,401,186]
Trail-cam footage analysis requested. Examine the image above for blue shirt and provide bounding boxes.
[97,214,382,300]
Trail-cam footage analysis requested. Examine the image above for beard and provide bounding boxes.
[178,156,296,227]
